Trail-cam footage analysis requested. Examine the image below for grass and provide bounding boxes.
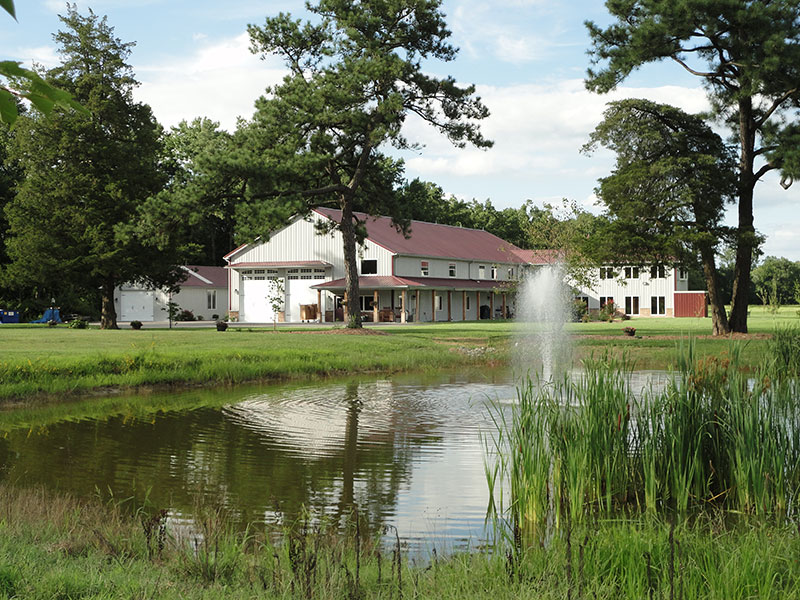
[0,305,797,401]
[3,483,800,599]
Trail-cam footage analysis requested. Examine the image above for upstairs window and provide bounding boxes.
[508,267,514,279]
[678,267,688,281]
[449,263,456,277]
[478,265,486,279]
[600,267,614,280]
[361,259,377,275]
[491,265,497,280]
[624,266,639,279]
[650,265,666,279]
[420,261,429,276]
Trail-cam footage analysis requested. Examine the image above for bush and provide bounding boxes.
[175,309,195,322]
[68,318,88,329]
[571,299,588,322]
[130,320,142,330]
[599,300,616,322]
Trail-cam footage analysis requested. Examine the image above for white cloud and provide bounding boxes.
[134,32,286,131]
[11,45,60,69]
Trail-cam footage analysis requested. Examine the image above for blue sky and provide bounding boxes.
[4,0,799,261]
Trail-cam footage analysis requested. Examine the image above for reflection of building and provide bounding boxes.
[224,208,530,323]
[114,265,228,322]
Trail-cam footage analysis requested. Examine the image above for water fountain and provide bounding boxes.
[513,264,573,380]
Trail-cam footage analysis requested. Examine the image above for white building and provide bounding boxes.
[114,265,228,322]
[224,208,707,324]
[224,208,531,323]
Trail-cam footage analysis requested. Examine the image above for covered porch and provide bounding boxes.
[311,276,513,323]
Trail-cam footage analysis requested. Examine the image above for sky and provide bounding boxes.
[3,0,799,260]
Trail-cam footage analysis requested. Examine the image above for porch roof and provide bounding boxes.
[311,276,514,292]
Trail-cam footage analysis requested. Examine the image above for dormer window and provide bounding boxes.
[491,265,497,280]
[478,265,486,279]
[420,261,429,276]
[449,263,456,277]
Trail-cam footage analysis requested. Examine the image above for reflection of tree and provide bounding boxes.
[0,377,463,536]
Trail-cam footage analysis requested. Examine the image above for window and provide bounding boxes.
[508,268,514,279]
[466,295,471,310]
[254,269,265,274]
[625,296,640,315]
[600,267,614,280]
[449,263,456,277]
[420,261,429,276]
[267,269,278,274]
[288,268,299,274]
[361,259,377,275]
[436,294,443,311]
[650,265,666,279]
[624,266,639,279]
[478,265,486,279]
[491,265,497,280]
[679,267,688,281]
[651,296,666,315]
[207,290,216,310]
[600,296,614,308]
[575,296,588,305]
[359,296,376,311]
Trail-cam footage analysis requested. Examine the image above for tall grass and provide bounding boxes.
[488,332,800,546]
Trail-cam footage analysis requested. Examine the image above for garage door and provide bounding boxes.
[241,279,277,323]
[120,291,155,321]
[285,278,319,322]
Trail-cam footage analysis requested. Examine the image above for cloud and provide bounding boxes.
[10,45,60,69]
[134,32,286,131]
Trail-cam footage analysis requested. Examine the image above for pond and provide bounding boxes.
[0,371,520,554]
[0,368,672,554]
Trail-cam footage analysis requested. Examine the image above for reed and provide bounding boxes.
[488,336,800,546]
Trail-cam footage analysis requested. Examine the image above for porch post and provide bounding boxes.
[318,289,324,323]
[401,289,407,323]
[462,291,466,321]
[502,293,506,319]
[373,289,379,323]
[476,291,481,320]
[490,292,495,320]
[343,291,348,323]
[447,291,452,321]
[415,289,420,322]
[431,290,436,323]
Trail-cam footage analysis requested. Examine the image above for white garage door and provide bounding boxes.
[120,291,155,321]
[285,278,319,322]
[241,279,277,323]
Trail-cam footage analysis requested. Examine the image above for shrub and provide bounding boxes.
[175,309,195,322]
[68,318,88,329]
[571,299,588,322]
[130,320,143,330]
[599,301,616,322]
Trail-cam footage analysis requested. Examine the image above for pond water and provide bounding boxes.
[0,369,671,554]
[0,371,520,553]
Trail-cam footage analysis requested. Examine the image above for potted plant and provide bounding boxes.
[215,320,228,332]
[130,320,143,330]
[622,326,636,336]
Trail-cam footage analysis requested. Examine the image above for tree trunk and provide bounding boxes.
[729,97,757,334]
[698,242,730,336]
[100,276,118,329]
[340,195,362,328]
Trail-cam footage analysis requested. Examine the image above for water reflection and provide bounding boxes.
[0,372,515,552]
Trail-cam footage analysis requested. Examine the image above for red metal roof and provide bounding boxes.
[314,207,530,263]
[312,275,514,292]
[511,249,561,264]
[180,266,228,288]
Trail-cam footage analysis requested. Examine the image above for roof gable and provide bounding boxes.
[313,207,528,263]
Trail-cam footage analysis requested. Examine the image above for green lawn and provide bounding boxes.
[0,306,794,401]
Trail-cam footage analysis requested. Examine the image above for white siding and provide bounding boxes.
[394,255,520,281]
[571,265,680,316]
[229,213,394,280]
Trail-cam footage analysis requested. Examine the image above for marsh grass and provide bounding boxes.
[488,331,800,547]
[2,483,800,598]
